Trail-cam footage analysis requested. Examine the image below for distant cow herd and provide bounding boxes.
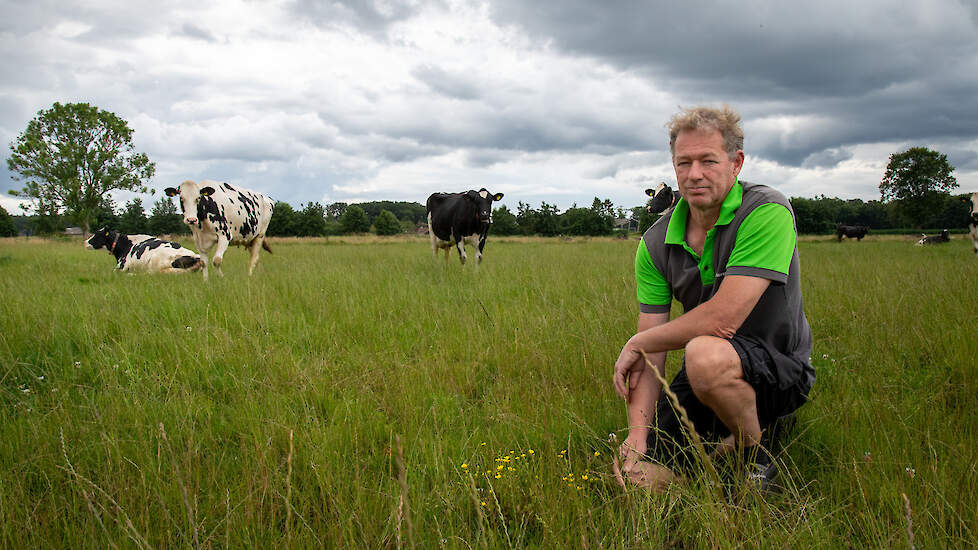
[81,184,978,275]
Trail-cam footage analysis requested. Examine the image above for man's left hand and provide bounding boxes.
[613,339,645,400]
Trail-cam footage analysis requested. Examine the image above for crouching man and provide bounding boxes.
[612,105,814,492]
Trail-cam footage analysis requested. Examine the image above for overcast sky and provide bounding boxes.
[2,0,977,215]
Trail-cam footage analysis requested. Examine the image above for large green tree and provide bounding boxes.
[880,146,957,228]
[7,102,156,235]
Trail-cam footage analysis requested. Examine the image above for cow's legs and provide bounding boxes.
[464,234,483,265]
[195,238,213,281]
[246,237,264,275]
[428,213,439,258]
[211,236,230,277]
[455,239,467,264]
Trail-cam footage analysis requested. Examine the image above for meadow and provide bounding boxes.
[0,234,975,549]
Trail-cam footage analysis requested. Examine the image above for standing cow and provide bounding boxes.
[836,224,869,241]
[963,192,978,255]
[426,188,504,265]
[86,227,202,273]
[164,180,274,280]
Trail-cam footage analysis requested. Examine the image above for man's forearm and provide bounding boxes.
[631,275,773,355]
[626,351,667,439]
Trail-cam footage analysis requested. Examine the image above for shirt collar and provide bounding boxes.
[665,180,742,245]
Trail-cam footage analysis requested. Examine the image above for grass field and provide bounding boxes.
[1,234,976,548]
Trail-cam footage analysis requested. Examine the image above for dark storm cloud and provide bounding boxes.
[946,149,978,172]
[488,0,978,167]
[802,147,854,169]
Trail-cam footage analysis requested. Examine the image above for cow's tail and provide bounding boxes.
[262,239,273,254]
[172,256,204,271]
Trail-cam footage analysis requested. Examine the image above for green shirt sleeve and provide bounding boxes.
[725,203,795,283]
[635,237,671,313]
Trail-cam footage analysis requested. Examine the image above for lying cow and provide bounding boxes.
[645,182,678,215]
[963,193,978,255]
[917,229,950,245]
[165,180,274,280]
[85,227,202,273]
[836,224,869,241]
[426,188,504,265]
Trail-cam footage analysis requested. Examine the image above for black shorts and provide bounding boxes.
[644,334,813,472]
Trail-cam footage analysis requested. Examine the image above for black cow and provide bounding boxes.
[917,229,950,245]
[836,224,869,241]
[85,227,202,273]
[962,193,978,255]
[645,182,678,215]
[426,188,504,265]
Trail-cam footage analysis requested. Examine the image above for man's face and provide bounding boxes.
[672,129,744,213]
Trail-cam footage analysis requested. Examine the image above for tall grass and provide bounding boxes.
[0,235,975,548]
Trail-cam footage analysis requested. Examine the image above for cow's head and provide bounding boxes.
[962,193,978,225]
[85,227,114,250]
[645,182,677,215]
[465,188,504,224]
[164,180,217,227]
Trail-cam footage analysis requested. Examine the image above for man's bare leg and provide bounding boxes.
[684,335,761,448]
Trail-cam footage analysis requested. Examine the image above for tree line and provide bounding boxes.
[5,190,972,239]
[3,102,971,238]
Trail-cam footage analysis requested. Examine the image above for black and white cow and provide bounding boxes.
[645,182,678,215]
[836,224,869,242]
[85,227,202,273]
[165,180,274,280]
[962,192,978,255]
[917,229,950,245]
[426,188,504,265]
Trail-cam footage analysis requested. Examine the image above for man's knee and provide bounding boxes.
[685,336,742,396]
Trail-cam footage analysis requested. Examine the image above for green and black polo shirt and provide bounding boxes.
[635,180,814,386]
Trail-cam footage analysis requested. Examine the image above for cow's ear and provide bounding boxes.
[493,193,504,201]
[962,197,971,204]
[463,192,476,201]
[164,187,178,197]
[200,186,215,197]
[645,188,654,197]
